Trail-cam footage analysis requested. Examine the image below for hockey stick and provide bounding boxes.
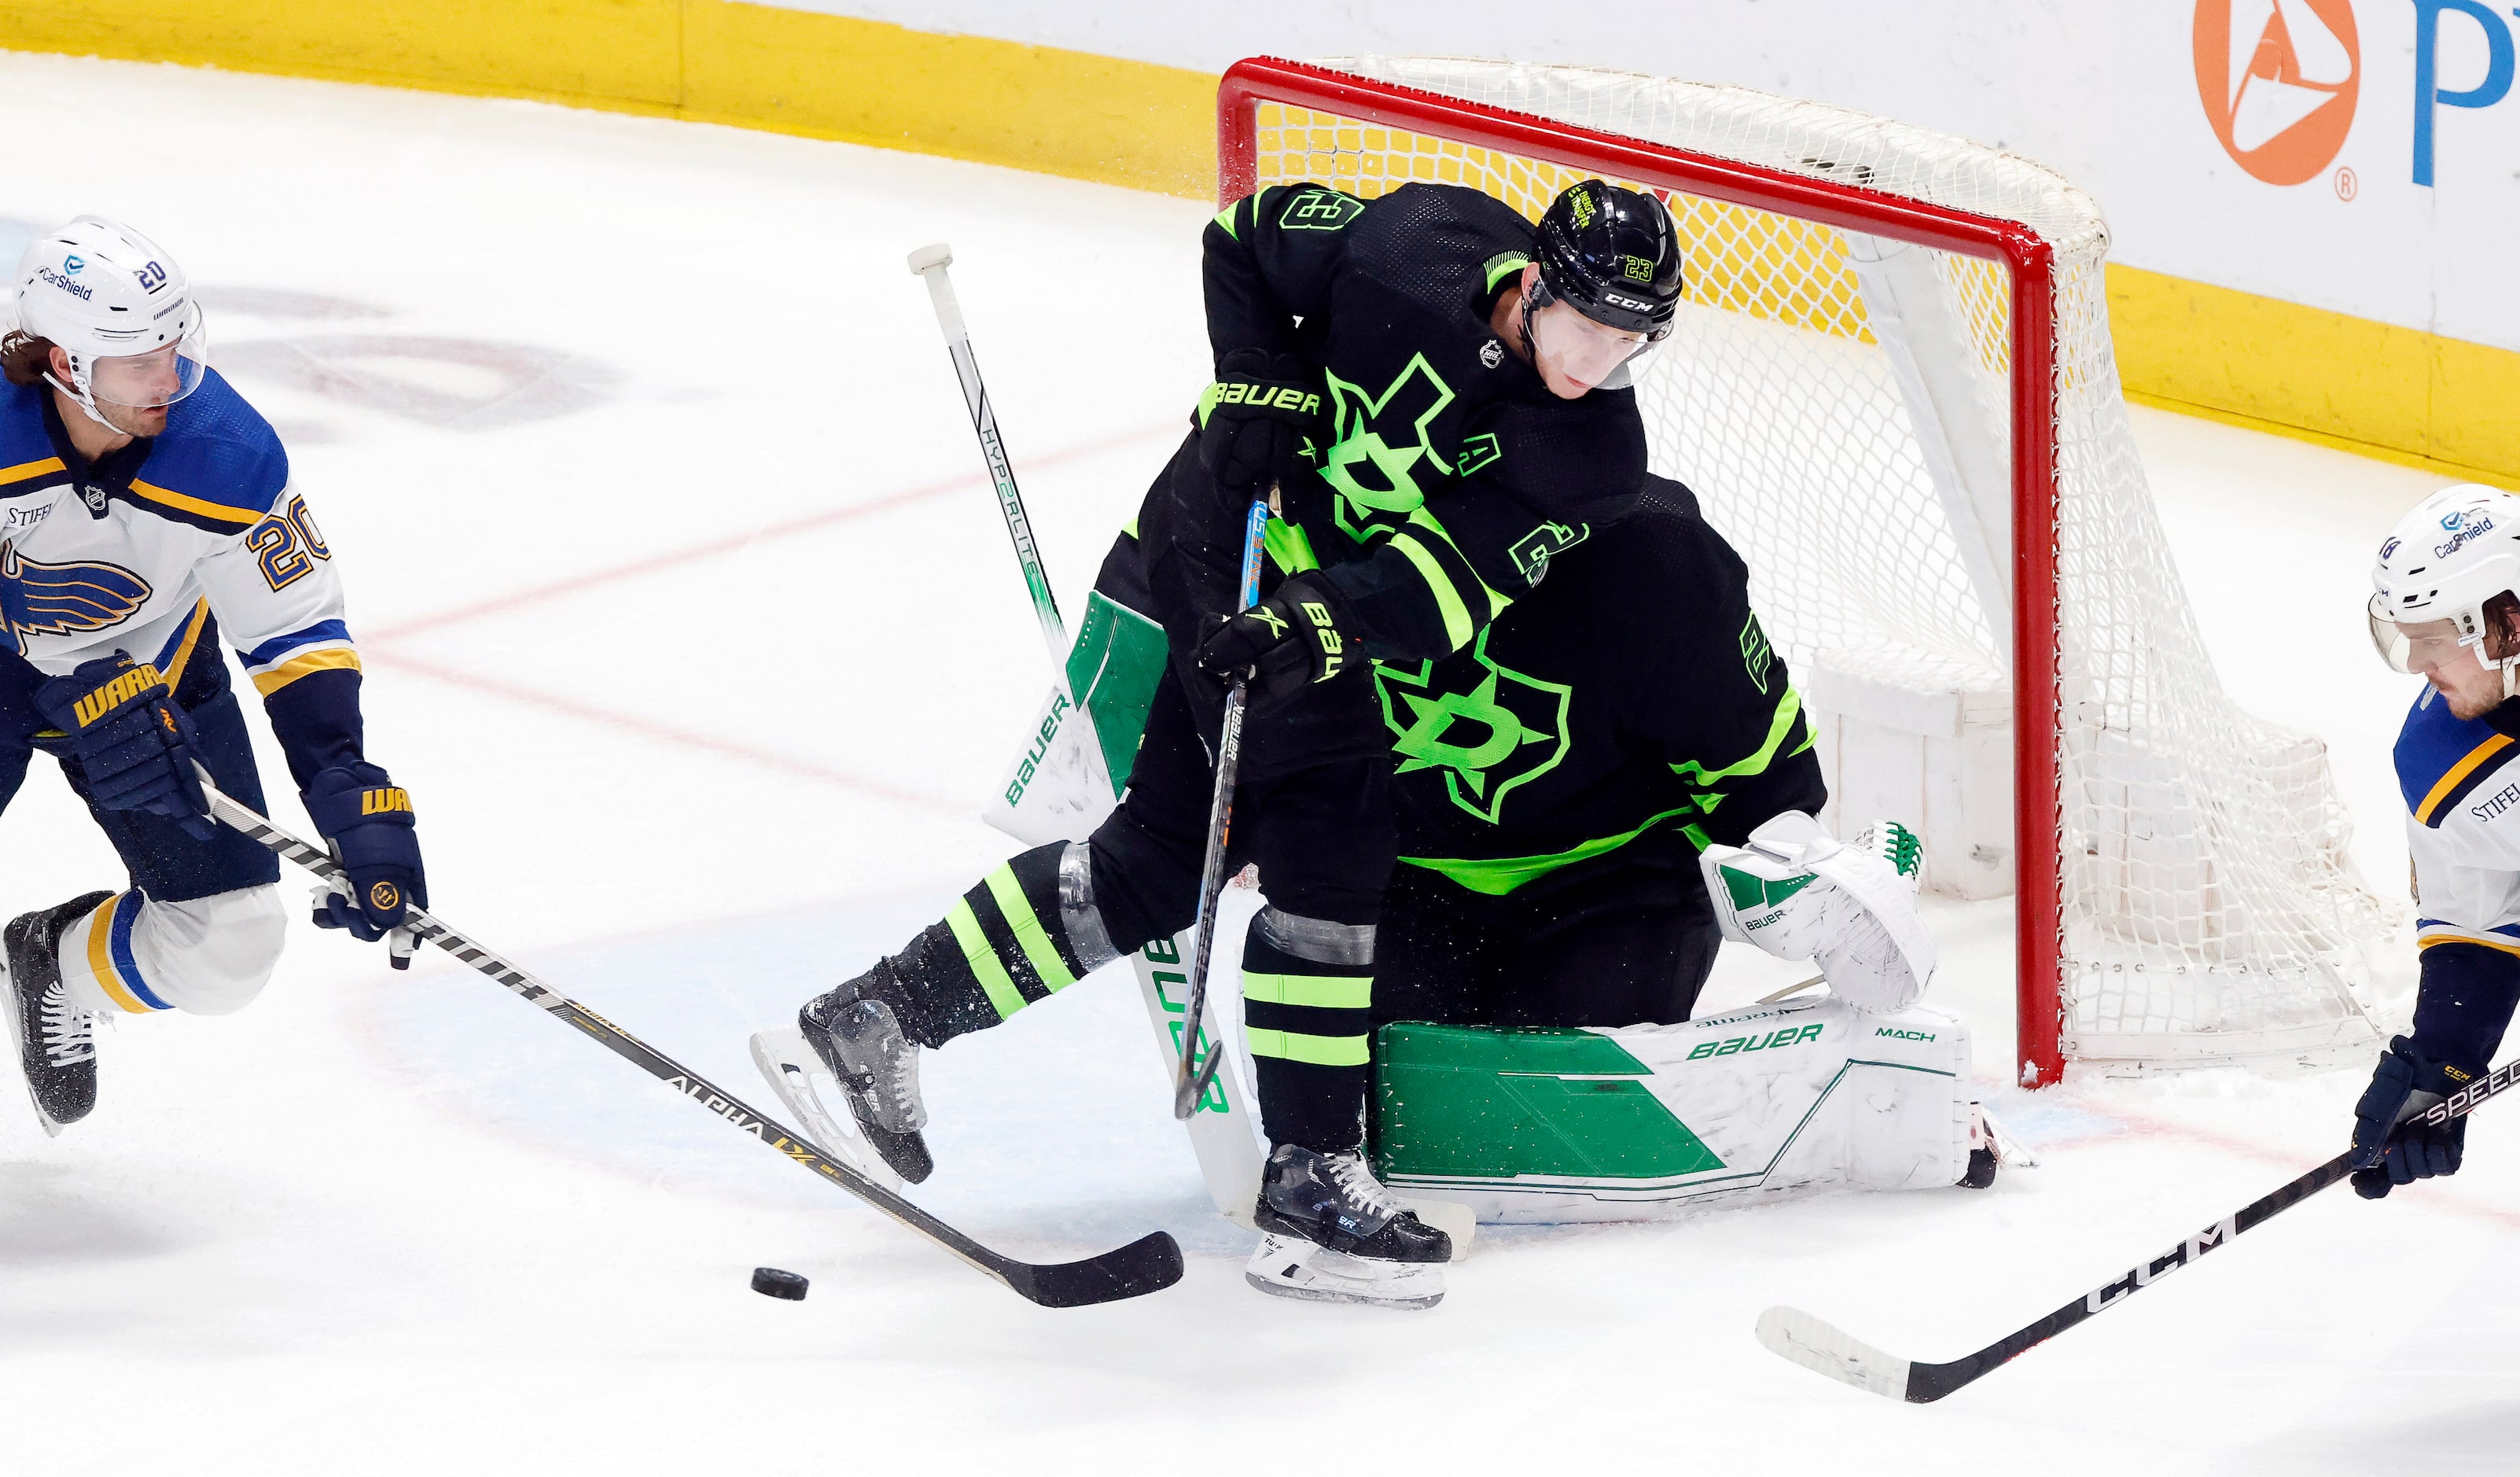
[904,243,1262,1188]
[1172,495,1272,1120]
[194,773,1182,1309]
[1757,1057,2520,1401]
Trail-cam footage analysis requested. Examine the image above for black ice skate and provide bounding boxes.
[797,961,933,1184]
[2,892,114,1136]
[1246,1143,1453,1309]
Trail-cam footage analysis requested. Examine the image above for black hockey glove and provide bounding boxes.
[2349,1035,2472,1199]
[35,652,214,841]
[1194,571,1352,710]
[1197,348,1320,495]
[304,764,428,963]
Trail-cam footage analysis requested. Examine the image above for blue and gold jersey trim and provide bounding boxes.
[2395,687,2520,827]
[122,477,266,535]
[0,455,68,496]
[239,619,360,696]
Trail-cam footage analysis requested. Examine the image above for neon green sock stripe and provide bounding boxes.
[1242,971,1372,1009]
[1246,1027,1371,1067]
[982,865,1076,993]
[1389,532,1474,651]
[944,899,1028,1021]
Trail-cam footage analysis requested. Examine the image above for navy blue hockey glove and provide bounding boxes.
[2349,1035,2471,1199]
[1197,349,1320,495]
[35,652,215,841]
[1195,571,1352,710]
[304,764,426,957]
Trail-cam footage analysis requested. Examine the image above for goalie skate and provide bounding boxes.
[748,1025,907,1195]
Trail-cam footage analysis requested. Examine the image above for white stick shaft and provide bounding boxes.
[910,246,1069,680]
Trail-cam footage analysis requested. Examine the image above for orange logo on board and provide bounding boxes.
[2193,0,2360,185]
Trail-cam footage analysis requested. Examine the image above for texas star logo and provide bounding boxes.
[1374,629,1572,825]
[0,540,151,653]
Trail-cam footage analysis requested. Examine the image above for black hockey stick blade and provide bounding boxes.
[1757,1057,2520,1402]
[998,1229,1186,1308]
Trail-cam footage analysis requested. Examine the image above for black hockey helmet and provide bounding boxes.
[1532,180,1683,339]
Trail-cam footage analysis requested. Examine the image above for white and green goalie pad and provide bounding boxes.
[1370,995,1973,1225]
[983,591,1168,848]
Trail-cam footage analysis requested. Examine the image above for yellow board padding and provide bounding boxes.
[8,6,2519,478]
[2108,264,2520,489]
[0,1,1216,197]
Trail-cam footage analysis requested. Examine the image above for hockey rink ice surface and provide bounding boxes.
[1,52,2511,1476]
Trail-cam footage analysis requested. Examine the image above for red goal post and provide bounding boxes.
[1215,57,2073,1085]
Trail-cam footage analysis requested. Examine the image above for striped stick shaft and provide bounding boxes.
[914,256,1069,677]
[192,780,1022,1291]
[1171,497,1273,1118]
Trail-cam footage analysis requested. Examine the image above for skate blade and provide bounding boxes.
[749,1026,904,1195]
[1243,1231,1445,1310]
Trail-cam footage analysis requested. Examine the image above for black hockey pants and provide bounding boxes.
[1373,860,1722,1029]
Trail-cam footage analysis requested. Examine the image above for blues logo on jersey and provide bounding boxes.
[0,539,151,654]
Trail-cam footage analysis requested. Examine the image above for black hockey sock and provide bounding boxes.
[1239,907,1377,1153]
[887,842,1102,1048]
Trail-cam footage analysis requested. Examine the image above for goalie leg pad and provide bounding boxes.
[1372,997,1974,1223]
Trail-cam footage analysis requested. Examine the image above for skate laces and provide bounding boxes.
[1325,1152,1403,1221]
[38,983,94,1066]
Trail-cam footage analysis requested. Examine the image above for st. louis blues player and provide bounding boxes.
[0,216,425,1134]
[2360,483,2520,1195]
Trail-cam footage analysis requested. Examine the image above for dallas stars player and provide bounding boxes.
[789,178,1676,1307]
[1,217,426,1134]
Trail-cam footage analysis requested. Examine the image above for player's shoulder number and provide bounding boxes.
[1280,188,1364,233]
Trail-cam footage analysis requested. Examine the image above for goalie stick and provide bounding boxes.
[194,772,1183,1309]
[1757,1058,2520,1401]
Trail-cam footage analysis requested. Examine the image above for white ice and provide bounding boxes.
[0,51,2510,1476]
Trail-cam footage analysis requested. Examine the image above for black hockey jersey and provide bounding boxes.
[1377,474,1825,897]
[1199,182,1649,663]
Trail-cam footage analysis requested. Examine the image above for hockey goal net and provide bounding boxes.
[1218,57,2401,1085]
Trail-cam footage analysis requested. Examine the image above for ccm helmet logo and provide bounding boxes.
[2192,0,2359,186]
[1602,291,1653,312]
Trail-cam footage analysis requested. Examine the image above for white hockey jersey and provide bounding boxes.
[2396,683,2520,955]
[0,369,361,781]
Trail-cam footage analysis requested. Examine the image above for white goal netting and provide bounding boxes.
[1253,57,2403,1073]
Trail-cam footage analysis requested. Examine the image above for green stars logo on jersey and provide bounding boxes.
[1319,355,1458,542]
[1375,629,1572,825]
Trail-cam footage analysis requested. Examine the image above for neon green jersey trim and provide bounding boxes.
[945,898,1027,1020]
[1264,518,1321,575]
[1406,507,1512,619]
[1247,1027,1371,1066]
[1242,971,1373,1010]
[1484,252,1531,293]
[982,865,1076,993]
[1670,687,1805,786]
[1213,202,1241,240]
[1388,532,1475,652]
[1402,804,1701,897]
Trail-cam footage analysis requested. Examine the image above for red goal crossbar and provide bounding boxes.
[1216,57,2069,1086]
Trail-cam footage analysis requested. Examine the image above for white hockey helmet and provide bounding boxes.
[10,215,208,427]
[2368,483,2520,674]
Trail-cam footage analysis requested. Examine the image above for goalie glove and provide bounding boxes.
[1700,812,1934,1013]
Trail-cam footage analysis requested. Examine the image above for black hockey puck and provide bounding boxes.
[751,1267,809,1301]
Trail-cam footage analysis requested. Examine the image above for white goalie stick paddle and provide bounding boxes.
[907,241,1268,1215]
[194,772,1181,1308]
[1758,1058,2520,1401]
